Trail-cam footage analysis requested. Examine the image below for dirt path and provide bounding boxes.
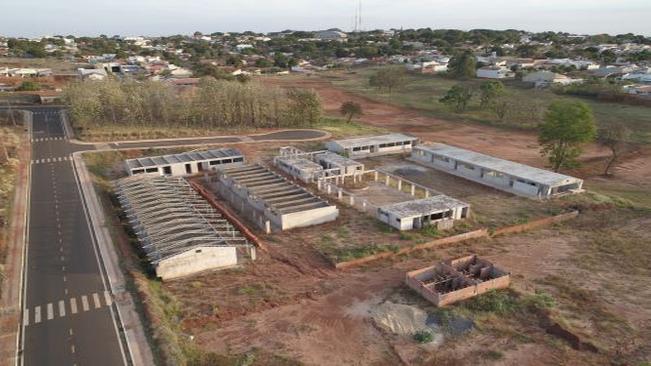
[265,77,650,184]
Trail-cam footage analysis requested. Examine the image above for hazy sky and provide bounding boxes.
[2,0,650,37]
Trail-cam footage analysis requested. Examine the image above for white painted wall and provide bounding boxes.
[156,246,238,280]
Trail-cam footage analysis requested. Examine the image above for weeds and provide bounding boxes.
[413,330,434,343]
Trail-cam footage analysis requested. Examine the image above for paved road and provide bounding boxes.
[16,106,330,365]
[22,107,126,366]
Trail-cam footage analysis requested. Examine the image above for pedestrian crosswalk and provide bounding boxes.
[23,292,113,326]
[31,137,67,142]
[31,156,71,164]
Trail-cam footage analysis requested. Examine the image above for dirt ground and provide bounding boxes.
[163,77,651,365]
[81,75,651,365]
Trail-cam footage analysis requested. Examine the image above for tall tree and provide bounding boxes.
[439,84,474,113]
[447,51,477,79]
[539,101,597,172]
[340,101,363,123]
[597,124,631,176]
[479,80,505,109]
[369,67,406,93]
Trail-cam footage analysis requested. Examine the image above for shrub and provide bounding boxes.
[413,330,434,343]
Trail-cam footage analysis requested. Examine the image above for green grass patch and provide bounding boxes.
[326,67,651,144]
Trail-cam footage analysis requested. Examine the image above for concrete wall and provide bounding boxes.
[280,205,339,230]
[155,246,238,280]
[129,159,244,177]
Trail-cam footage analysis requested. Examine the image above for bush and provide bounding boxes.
[16,81,41,91]
[463,290,519,315]
[413,330,434,343]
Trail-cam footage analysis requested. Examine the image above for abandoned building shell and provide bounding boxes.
[114,175,254,280]
[314,152,365,177]
[274,156,324,183]
[212,164,339,232]
[406,255,510,307]
[411,143,583,198]
[326,133,419,158]
[377,195,470,231]
[125,148,245,177]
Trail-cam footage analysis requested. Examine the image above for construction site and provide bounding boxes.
[84,127,648,366]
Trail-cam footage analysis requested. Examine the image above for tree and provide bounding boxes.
[493,99,509,120]
[539,101,597,172]
[340,101,363,123]
[16,81,41,91]
[369,67,406,93]
[439,84,474,113]
[597,124,630,176]
[479,80,505,109]
[447,51,476,79]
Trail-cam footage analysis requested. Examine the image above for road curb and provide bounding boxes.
[71,152,155,366]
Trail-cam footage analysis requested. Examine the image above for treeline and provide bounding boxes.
[63,78,321,130]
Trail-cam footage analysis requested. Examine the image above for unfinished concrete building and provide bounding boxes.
[274,156,324,183]
[314,152,364,176]
[114,175,255,280]
[411,143,583,198]
[377,196,470,231]
[406,255,510,307]
[213,164,338,232]
[326,133,419,158]
[125,148,245,177]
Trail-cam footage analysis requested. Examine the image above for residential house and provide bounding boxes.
[476,66,514,79]
[522,71,583,88]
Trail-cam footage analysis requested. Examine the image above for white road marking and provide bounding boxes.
[81,295,89,311]
[34,306,41,324]
[69,328,73,336]
[70,298,78,314]
[103,291,112,306]
[92,293,101,309]
[23,309,29,326]
[71,344,75,354]
[59,300,66,317]
[47,303,53,320]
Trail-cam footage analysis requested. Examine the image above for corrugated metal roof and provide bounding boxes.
[125,148,242,170]
[114,175,250,264]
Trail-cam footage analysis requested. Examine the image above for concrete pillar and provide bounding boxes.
[338,189,343,200]
[265,220,271,234]
[374,171,378,181]
[317,180,322,191]
[327,184,332,194]
[385,174,390,186]
[349,195,355,205]
[397,179,402,191]
[250,247,257,261]
[362,201,367,209]
[411,184,416,196]
[425,190,430,198]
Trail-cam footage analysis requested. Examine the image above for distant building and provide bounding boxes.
[522,71,583,88]
[315,30,347,41]
[125,148,245,177]
[623,84,651,97]
[326,133,418,158]
[77,68,108,81]
[476,66,514,79]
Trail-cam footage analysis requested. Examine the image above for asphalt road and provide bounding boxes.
[22,107,126,366]
[17,106,330,365]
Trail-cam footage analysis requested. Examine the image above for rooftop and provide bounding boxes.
[125,148,242,170]
[277,156,323,172]
[330,133,417,149]
[315,152,363,167]
[416,143,581,186]
[380,195,469,218]
[114,175,250,264]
